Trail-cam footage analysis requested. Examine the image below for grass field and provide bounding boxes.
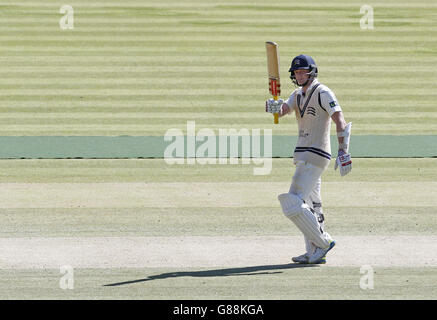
[0,158,436,299]
[0,0,437,300]
[1,0,437,135]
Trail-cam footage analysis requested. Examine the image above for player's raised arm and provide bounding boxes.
[279,102,291,117]
[266,90,295,118]
[265,98,293,118]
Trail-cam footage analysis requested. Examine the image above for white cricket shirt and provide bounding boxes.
[285,80,342,169]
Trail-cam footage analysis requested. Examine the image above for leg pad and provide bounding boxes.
[278,192,332,249]
[278,193,302,218]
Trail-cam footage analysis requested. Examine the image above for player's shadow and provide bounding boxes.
[103,263,317,287]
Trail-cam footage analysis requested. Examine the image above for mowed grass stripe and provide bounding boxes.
[1,206,435,237]
[0,124,436,135]
[1,109,437,119]
[1,50,427,58]
[2,28,437,34]
[0,117,437,126]
[0,129,430,136]
[1,48,434,55]
[1,78,433,87]
[2,3,435,10]
[2,112,437,120]
[2,35,436,41]
[0,0,436,136]
[0,22,434,30]
[0,158,433,182]
[1,236,436,269]
[0,12,435,22]
[0,82,435,93]
[0,121,433,136]
[1,88,437,96]
[0,41,433,48]
[1,0,436,7]
[2,21,433,29]
[0,93,436,99]
[0,182,436,208]
[0,31,435,40]
[2,56,437,65]
[0,7,433,17]
[1,101,435,109]
[0,122,436,130]
[1,43,434,52]
[1,66,435,73]
[1,73,434,81]
[0,107,434,116]
[1,266,436,299]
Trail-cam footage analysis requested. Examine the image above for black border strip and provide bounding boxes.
[295,147,331,160]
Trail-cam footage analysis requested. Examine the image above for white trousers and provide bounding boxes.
[289,161,326,254]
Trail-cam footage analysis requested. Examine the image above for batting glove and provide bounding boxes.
[334,152,352,176]
[265,99,283,114]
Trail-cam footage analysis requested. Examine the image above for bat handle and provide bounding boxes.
[273,95,279,124]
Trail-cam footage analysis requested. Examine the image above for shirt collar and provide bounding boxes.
[300,79,319,96]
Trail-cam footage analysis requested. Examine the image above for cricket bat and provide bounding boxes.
[265,41,281,124]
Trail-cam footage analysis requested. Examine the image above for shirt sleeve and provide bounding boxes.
[285,90,298,112]
[319,87,342,116]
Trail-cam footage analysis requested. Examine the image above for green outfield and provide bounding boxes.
[1,0,437,135]
[0,0,437,300]
[2,266,436,300]
[0,158,436,299]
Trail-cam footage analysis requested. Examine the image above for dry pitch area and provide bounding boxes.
[0,158,436,299]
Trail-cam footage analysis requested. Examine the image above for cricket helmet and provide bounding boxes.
[289,54,318,86]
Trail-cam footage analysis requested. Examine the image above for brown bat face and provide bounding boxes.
[265,41,280,124]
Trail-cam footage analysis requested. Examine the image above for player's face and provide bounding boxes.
[294,69,310,85]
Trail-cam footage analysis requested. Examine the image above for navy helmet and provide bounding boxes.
[289,54,318,87]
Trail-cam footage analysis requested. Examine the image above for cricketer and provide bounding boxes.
[266,54,352,264]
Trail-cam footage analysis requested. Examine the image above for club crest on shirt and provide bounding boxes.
[307,107,316,116]
[329,101,337,108]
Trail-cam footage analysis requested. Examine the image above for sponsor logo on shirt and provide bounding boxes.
[329,101,337,108]
[299,130,309,137]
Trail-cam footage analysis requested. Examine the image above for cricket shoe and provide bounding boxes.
[292,253,309,264]
[315,256,326,264]
[292,253,326,264]
[307,241,336,264]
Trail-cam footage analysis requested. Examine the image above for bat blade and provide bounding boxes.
[266,41,280,83]
[265,41,280,124]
